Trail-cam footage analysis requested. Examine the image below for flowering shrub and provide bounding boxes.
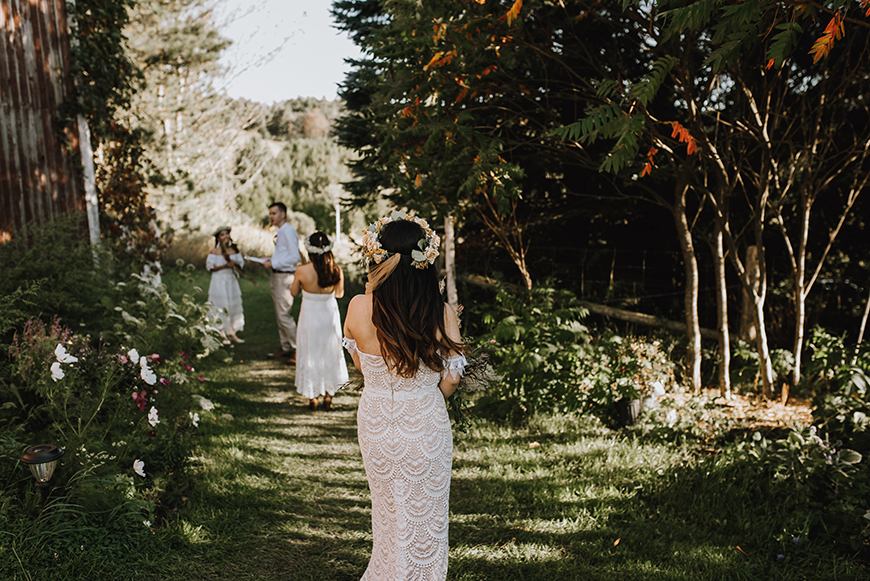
[2,318,207,524]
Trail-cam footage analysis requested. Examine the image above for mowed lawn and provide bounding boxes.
[141,266,866,581]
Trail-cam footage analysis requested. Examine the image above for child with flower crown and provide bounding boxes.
[343,211,466,581]
[290,231,348,410]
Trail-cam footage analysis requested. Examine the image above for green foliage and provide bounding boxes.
[475,287,675,426]
[475,287,590,422]
[0,214,117,339]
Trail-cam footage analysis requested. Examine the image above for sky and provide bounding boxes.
[216,0,363,103]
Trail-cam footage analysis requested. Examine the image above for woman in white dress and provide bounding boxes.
[290,231,348,411]
[206,226,245,344]
[343,213,465,581]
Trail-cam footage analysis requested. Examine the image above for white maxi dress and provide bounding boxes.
[343,337,466,581]
[206,253,245,334]
[295,290,349,398]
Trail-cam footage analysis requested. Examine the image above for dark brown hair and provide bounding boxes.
[308,231,341,288]
[371,220,461,377]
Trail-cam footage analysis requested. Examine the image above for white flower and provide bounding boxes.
[143,520,151,527]
[50,361,64,382]
[140,359,157,385]
[651,381,666,397]
[54,343,78,364]
[148,406,160,427]
[665,409,678,426]
[127,348,140,365]
[189,411,200,427]
[133,459,146,477]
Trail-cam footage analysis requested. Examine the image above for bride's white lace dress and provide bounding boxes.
[343,337,465,581]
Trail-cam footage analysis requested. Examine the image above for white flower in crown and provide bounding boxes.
[304,235,333,255]
[361,210,440,270]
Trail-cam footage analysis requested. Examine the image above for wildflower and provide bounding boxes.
[180,350,189,360]
[127,348,140,365]
[159,377,170,387]
[198,374,206,383]
[189,411,200,427]
[150,353,163,364]
[133,459,146,477]
[118,354,128,365]
[140,359,157,385]
[148,406,160,427]
[776,554,784,562]
[54,343,78,364]
[132,390,148,412]
[181,362,193,372]
[50,361,64,382]
[143,520,152,527]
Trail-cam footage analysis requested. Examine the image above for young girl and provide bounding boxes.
[206,226,245,344]
[290,232,348,410]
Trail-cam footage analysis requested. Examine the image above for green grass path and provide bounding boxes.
[152,268,865,581]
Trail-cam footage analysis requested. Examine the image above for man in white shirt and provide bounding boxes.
[261,202,301,362]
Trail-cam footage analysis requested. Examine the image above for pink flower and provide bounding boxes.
[159,377,170,387]
[180,350,189,360]
[150,353,163,365]
[119,354,129,365]
[132,390,148,412]
[181,362,193,371]
[198,374,206,383]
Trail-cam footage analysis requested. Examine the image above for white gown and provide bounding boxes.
[206,253,244,333]
[343,337,466,581]
[295,290,349,398]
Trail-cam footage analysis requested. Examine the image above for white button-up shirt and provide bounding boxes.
[270,222,301,272]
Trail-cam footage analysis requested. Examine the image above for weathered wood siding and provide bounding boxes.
[0,0,81,241]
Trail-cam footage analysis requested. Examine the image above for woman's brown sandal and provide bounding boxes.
[323,395,333,411]
[308,398,318,411]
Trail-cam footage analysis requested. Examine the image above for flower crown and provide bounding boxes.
[304,235,333,255]
[361,210,440,269]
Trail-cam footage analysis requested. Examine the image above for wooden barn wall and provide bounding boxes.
[0,0,81,242]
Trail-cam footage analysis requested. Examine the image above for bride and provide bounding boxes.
[343,212,465,581]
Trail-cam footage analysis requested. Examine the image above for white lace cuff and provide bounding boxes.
[442,354,468,380]
[342,337,358,356]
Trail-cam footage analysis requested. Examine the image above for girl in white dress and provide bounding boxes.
[290,232,348,411]
[343,213,465,581]
[206,226,245,344]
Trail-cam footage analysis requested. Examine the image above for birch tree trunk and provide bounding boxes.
[673,183,702,394]
[712,219,731,399]
[444,214,458,308]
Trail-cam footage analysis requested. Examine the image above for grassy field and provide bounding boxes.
[63,265,865,580]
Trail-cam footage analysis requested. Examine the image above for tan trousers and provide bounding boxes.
[270,272,297,351]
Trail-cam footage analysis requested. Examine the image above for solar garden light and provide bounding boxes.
[20,444,64,498]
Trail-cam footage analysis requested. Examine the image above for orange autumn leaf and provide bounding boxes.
[669,122,697,156]
[415,174,423,187]
[640,146,658,177]
[766,58,775,70]
[455,88,469,103]
[506,0,523,25]
[809,13,844,63]
[424,51,444,71]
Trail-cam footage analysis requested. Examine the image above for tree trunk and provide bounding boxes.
[712,220,731,399]
[855,286,870,363]
[739,246,759,343]
[673,184,702,394]
[77,114,100,253]
[444,214,458,308]
[790,199,811,396]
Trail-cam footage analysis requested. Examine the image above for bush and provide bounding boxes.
[474,286,676,426]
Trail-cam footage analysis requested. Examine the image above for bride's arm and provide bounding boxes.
[438,305,462,398]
